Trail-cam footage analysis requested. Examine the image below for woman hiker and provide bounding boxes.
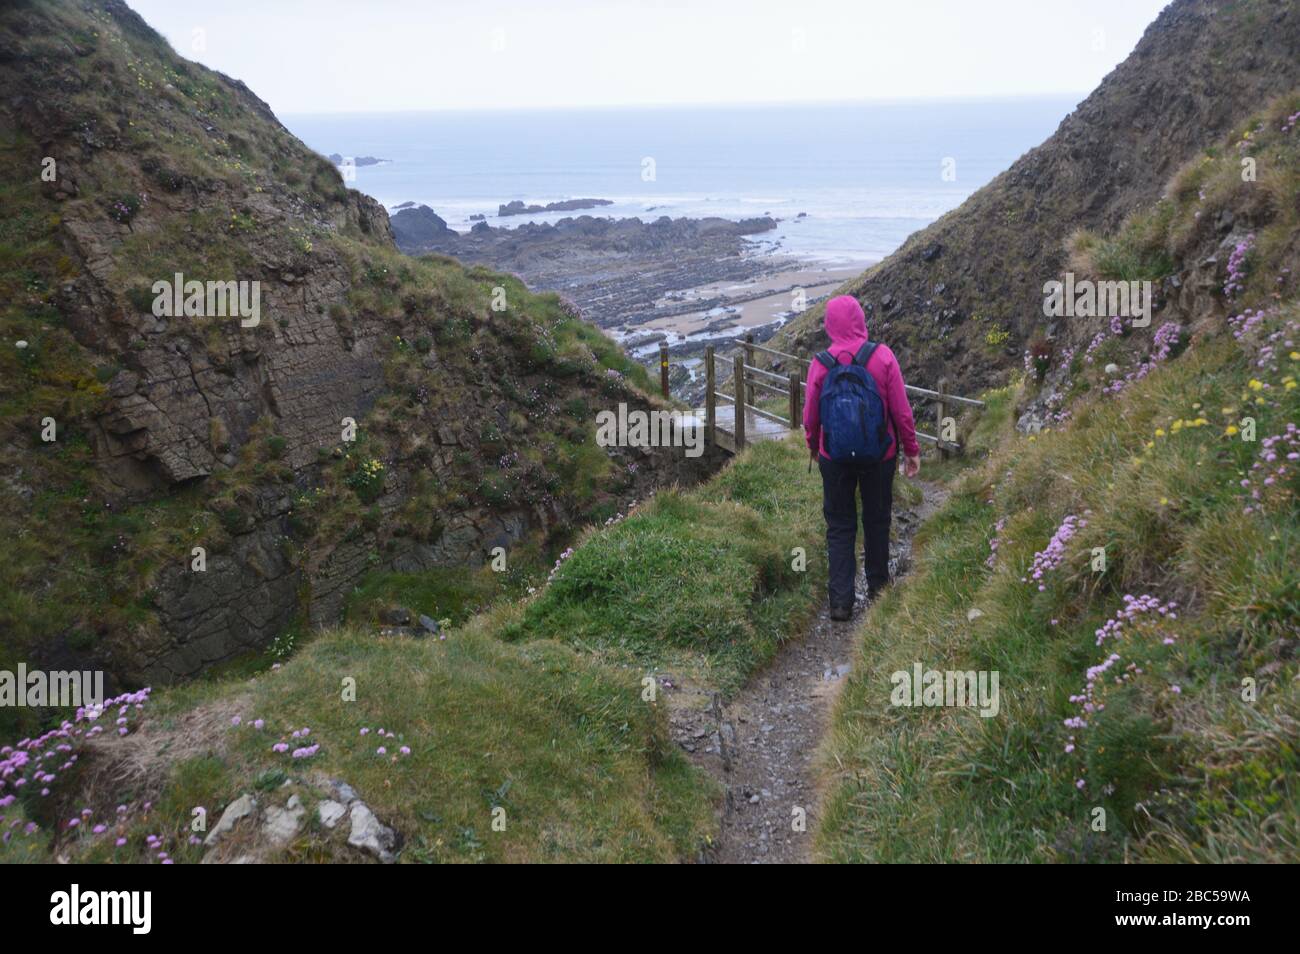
[803,294,921,621]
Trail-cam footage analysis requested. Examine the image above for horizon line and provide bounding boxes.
[279,91,1088,119]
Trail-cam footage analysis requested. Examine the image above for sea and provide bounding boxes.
[284,97,1079,266]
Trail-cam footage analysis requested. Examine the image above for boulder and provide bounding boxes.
[347,802,398,863]
[204,793,257,847]
[318,799,347,829]
[262,794,306,846]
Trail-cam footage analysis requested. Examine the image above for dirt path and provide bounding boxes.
[670,479,947,864]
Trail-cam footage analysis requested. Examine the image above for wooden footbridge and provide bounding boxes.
[656,339,985,456]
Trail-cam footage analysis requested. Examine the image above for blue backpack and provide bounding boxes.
[816,342,892,463]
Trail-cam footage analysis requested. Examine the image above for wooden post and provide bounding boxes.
[937,375,950,461]
[743,334,755,408]
[658,341,669,398]
[704,346,716,447]
[788,372,800,430]
[733,353,746,450]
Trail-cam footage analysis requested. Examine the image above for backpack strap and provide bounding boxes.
[854,341,879,367]
[815,350,837,371]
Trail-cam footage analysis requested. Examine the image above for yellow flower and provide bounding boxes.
[1159,497,1169,506]
[1225,425,1239,436]
[1155,428,1166,437]
[1248,379,1263,391]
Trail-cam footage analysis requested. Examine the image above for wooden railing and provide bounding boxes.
[658,337,985,454]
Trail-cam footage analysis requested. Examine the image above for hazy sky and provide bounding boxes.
[126,0,1172,114]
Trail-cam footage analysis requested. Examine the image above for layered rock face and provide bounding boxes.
[776,0,1300,393]
[0,0,723,686]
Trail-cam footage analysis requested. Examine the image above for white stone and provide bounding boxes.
[329,779,359,804]
[204,793,257,847]
[263,794,306,846]
[347,802,397,863]
[318,799,346,829]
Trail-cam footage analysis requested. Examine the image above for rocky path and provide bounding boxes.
[670,479,947,864]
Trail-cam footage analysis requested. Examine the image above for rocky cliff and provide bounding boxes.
[0,0,721,689]
[775,0,1300,393]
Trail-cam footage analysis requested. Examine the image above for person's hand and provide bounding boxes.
[903,454,921,479]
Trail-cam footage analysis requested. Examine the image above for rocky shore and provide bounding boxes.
[388,204,858,399]
[391,205,783,326]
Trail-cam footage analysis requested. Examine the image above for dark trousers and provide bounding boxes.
[819,454,896,608]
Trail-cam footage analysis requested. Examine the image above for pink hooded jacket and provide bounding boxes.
[803,295,920,462]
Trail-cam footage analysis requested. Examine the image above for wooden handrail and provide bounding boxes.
[732,354,746,449]
[741,341,810,366]
[746,377,790,397]
[742,403,791,428]
[743,363,792,385]
[905,384,985,408]
[691,341,985,454]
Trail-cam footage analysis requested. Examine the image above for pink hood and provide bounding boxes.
[825,293,870,349]
[802,295,920,461]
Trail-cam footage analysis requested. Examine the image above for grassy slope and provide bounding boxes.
[3,438,833,863]
[816,99,1300,863]
[4,623,714,864]
[505,439,828,694]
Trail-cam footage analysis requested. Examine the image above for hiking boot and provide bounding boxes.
[829,605,853,622]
